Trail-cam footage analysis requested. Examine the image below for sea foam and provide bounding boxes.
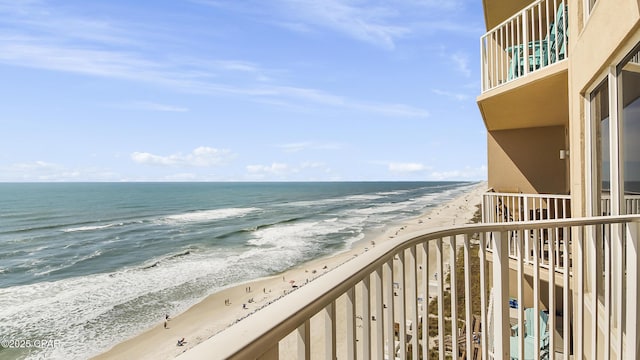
[162,207,260,223]
[62,223,120,233]
[0,247,272,360]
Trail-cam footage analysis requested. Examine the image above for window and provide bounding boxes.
[620,47,640,213]
[590,43,640,216]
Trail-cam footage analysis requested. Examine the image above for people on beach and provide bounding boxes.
[164,321,167,329]
[177,338,186,346]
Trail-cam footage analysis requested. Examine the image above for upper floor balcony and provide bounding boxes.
[478,0,569,131]
[480,0,568,94]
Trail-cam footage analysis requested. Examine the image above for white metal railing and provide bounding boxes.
[483,192,571,272]
[480,0,568,92]
[601,194,640,216]
[482,192,571,223]
[177,215,640,360]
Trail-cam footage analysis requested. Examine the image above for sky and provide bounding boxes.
[0,0,487,182]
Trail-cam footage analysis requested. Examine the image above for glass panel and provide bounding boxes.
[621,50,640,214]
[591,80,609,215]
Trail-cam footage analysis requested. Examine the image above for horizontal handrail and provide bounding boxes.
[482,192,571,223]
[485,191,570,199]
[179,215,640,360]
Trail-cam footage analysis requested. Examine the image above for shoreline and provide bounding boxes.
[93,181,487,360]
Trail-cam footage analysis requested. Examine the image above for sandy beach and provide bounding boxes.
[93,182,486,360]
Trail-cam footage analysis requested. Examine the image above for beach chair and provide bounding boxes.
[509,308,549,360]
[507,2,567,80]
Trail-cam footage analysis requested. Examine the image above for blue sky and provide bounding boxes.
[0,0,487,182]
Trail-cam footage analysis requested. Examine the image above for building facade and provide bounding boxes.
[479,0,640,358]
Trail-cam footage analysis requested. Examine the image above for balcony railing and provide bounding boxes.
[601,194,640,216]
[483,192,571,272]
[482,192,571,223]
[177,215,640,360]
[480,0,568,92]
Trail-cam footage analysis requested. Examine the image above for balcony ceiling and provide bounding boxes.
[477,63,568,131]
[483,0,532,30]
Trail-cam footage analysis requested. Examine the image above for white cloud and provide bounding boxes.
[300,161,327,169]
[276,0,410,50]
[388,162,428,173]
[450,52,471,77]
[354,102,429,118]
[0,37,427,118]
[264,86,428,117]
[0,161,120,181]
[273,21,314,34]
[245,161,333,180]
[402,0,466,11]
[11,160,59,171]
[214,60,260,72]
[277,142,313,153]
[131,147,233,167]
[0,2,429,119]
[429,165,487,180]
[163,173,199,181]
[246,163,289,174]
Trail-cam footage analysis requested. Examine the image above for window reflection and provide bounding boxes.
[591,80,609,215]
[622,53,640,213]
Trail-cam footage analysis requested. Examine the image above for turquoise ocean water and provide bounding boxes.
[0,181,475,359]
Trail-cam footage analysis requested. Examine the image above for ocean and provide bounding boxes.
[0,181,476,359]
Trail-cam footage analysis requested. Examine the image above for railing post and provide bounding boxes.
[613,222,624,359]
[324,302,337,360]
[516,229,525,360]
[420,242,429,359]
[492,230,510,359]
[374,267,384,359]
[296,320,310,360]
[574,226,584,360]
[626,221,640,359]
[384,260,394,360]
[522,8,529,75]
[479,232,488,360]
[449,236,459,360]
[437,238,445,360]
[562,225,570,358]
[346,287,356,360]
[362,275,371,359]
[463,234,473,360]
[398,250,407,360]
[408,246,419,360]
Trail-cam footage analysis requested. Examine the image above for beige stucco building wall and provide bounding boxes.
[568,0,640,216]
[488,126,568,194]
